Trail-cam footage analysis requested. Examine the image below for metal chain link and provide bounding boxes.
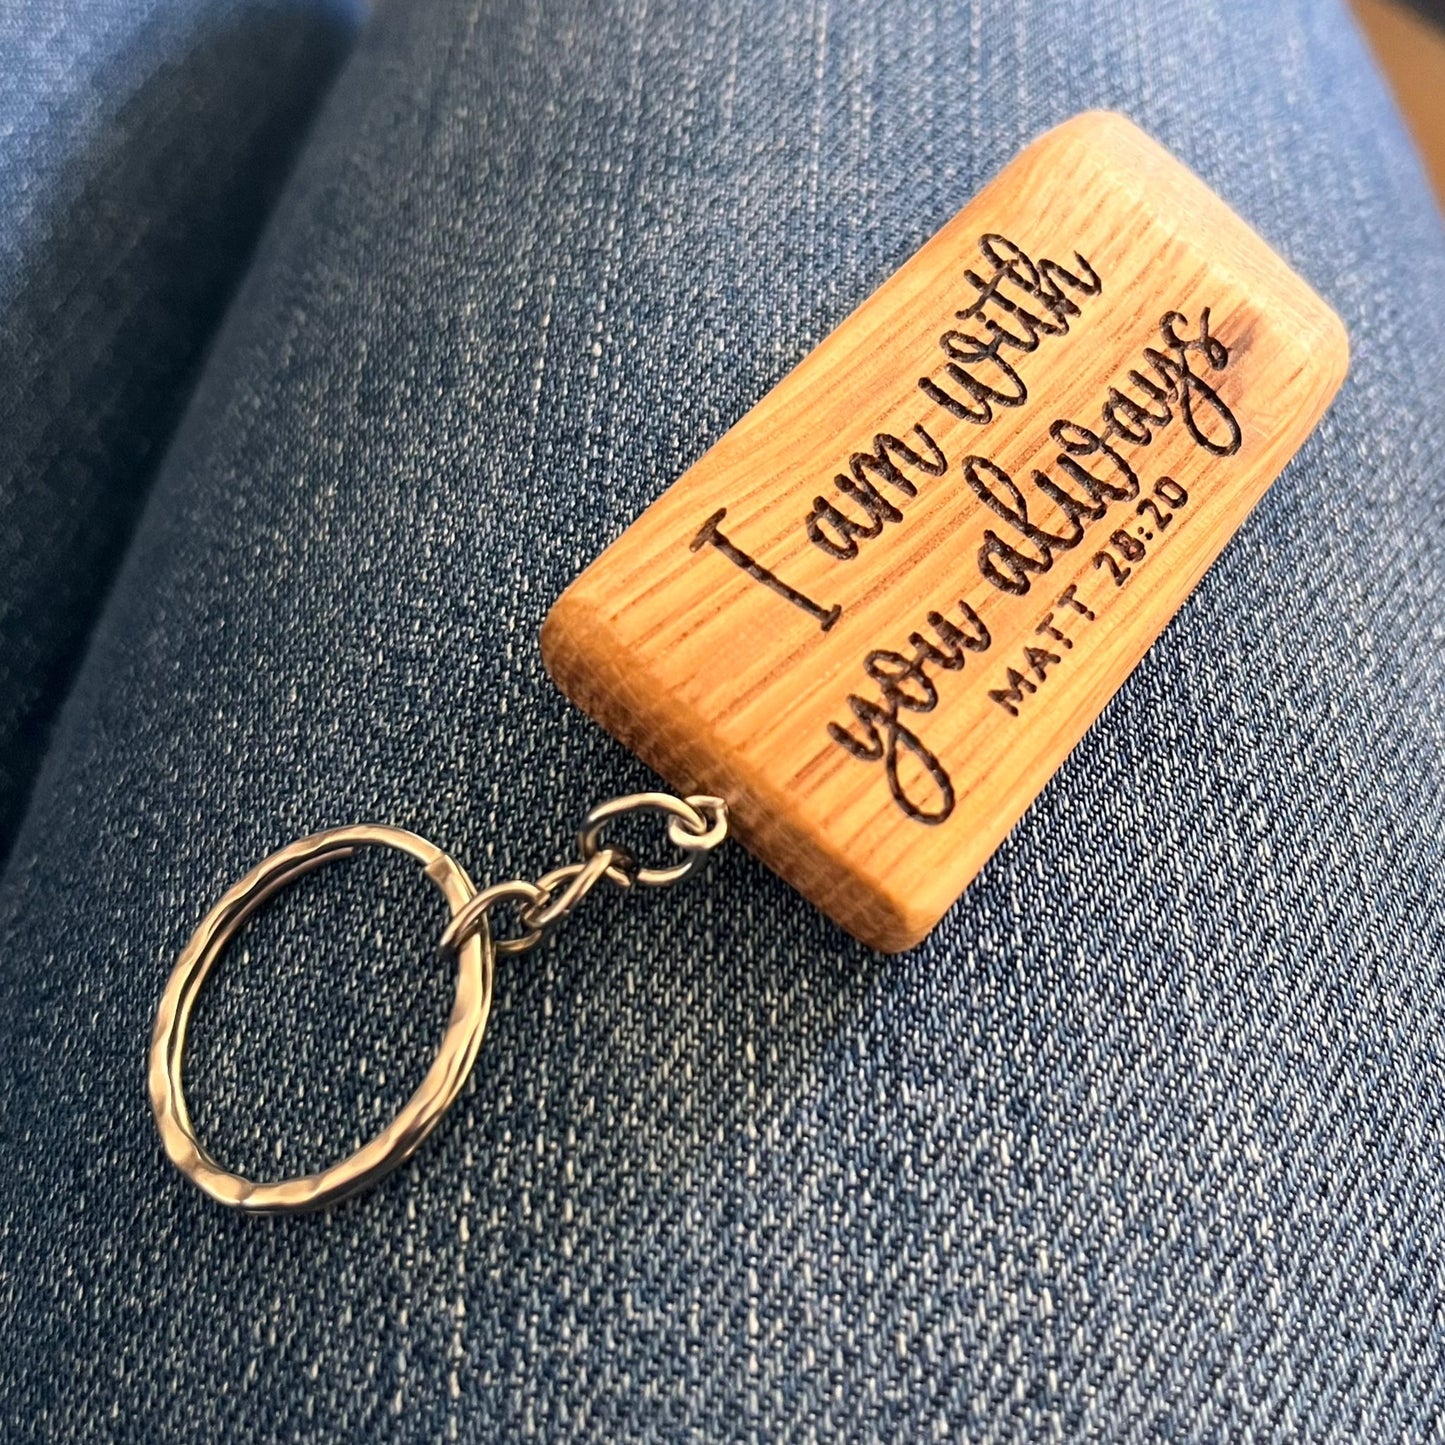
[438,792,729,959]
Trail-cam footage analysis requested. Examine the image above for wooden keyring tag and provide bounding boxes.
[541,112,1349,952]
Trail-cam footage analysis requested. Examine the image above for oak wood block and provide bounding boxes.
[541,111,1349,952]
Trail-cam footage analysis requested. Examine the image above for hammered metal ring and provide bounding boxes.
[148,825,492,1214]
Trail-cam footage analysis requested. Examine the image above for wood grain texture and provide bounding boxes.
[541,112,1349,952]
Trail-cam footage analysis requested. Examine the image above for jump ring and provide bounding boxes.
[667,795,729,854]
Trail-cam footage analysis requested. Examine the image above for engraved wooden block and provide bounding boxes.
[541,111,1349,952]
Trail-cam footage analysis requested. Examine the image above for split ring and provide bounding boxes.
[148,825,492,1213]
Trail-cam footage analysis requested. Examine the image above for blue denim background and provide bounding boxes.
[3,0,1445,1438]
[0,0,360,857]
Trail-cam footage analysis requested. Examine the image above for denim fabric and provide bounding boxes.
[3,0,1445,1438]
[0,0,361,858]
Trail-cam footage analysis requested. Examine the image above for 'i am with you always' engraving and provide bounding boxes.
[542,112,1348,952]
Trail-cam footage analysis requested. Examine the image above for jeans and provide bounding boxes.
[3,0,1445,1438]
[0,0,359,856]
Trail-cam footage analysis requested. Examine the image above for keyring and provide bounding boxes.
[149,794,728,1211]
[147,824,493,1213]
